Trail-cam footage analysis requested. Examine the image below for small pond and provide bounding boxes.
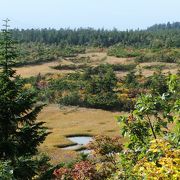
[61,136,93,153]
[68,136,92,145]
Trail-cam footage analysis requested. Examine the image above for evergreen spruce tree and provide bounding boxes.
[0,19,49,179]
[85,65,118,109]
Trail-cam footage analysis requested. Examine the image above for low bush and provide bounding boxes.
[110,63,137,71]
[59,91,83,106]
[13,43,85,67]
[52,63,88,70]
[108,45,141,58]
[135,49,180,63]
[143,64,165,70]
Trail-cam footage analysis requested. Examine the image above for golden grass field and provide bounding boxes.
[15,52,179,78]
[37,104,122,164]
[15,61,65,78]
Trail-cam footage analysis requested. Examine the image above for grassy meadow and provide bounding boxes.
[14,47,179,165]
[37,104,121,164]
[15,50,179,78]
[13,48,179,162]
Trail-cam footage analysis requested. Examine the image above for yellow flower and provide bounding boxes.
[23,83,32,90]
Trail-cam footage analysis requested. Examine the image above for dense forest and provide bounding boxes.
[11,22,180,48]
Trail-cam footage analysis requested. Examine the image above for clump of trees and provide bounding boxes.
[14,43,85,67]
[57,65,120,110]
[135,48,180,63]
[11,22,180,48]
[83,65,119,109]
[0,20,50,179]
[107,45,180,63]
[108,45,141,58]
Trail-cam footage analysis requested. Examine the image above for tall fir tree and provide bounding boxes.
[0,19,49,178]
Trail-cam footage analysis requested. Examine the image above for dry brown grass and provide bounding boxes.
[14,53,131,78]
[78,52,132,65]
[14,52,179,79]
[136,69,179,77]
[105,56,134,65]
[37,104,122,164]
[139,62,179,76]
[15,61,73,78]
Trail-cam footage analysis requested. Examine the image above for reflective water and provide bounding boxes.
[61,136,92,151]
[68,136,92,145]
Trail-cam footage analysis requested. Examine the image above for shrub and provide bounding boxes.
[52,63,88,70]
[53,161,98,180]
[112,74,180,179]
[110,63,137,71]
[135,49,180,63]
[59,91,83,106]
[108,45,141,58]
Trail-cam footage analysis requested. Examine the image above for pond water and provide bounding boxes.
[68,136,92,145]
[61,136,93,152]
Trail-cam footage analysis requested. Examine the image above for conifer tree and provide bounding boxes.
[0,19,49,178]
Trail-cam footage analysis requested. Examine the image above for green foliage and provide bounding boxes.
[114,73,180,179]
[0,161,14,180]
[11,22,180,48]
[84,65,119,109]
[124,70,138,87]
[0,20,50,179]
[135,48,180,63]
[149,69,168,95]
[14,43,85,67]
[143,64,165,70]
[0,19,17,75]
[87,135,122,160]
[52,63,88,70]
[0,73,48,159]
[49,65,120,110]
[109,63,137,72]
[59,91,83,106]
[108,45,141,58]
[12,154,51,180]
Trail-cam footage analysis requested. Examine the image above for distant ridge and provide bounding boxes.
[147,22,180,31]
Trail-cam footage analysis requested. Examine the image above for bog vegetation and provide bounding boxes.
[0,21,180,179]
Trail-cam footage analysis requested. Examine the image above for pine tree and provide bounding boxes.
[0,19,49,178]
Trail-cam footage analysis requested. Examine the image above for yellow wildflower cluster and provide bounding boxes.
[134,139,180,179]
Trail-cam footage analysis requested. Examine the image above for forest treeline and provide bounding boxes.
[11,22,180,48]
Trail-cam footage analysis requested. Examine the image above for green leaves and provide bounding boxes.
[114,73,180,179]
[16,122,49,156]
[0,21,50,179]
[0,161,14,180]
[117,72,180,153]
[167,74,178,93]
[0,19,17,77]
[135,94,161,115]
